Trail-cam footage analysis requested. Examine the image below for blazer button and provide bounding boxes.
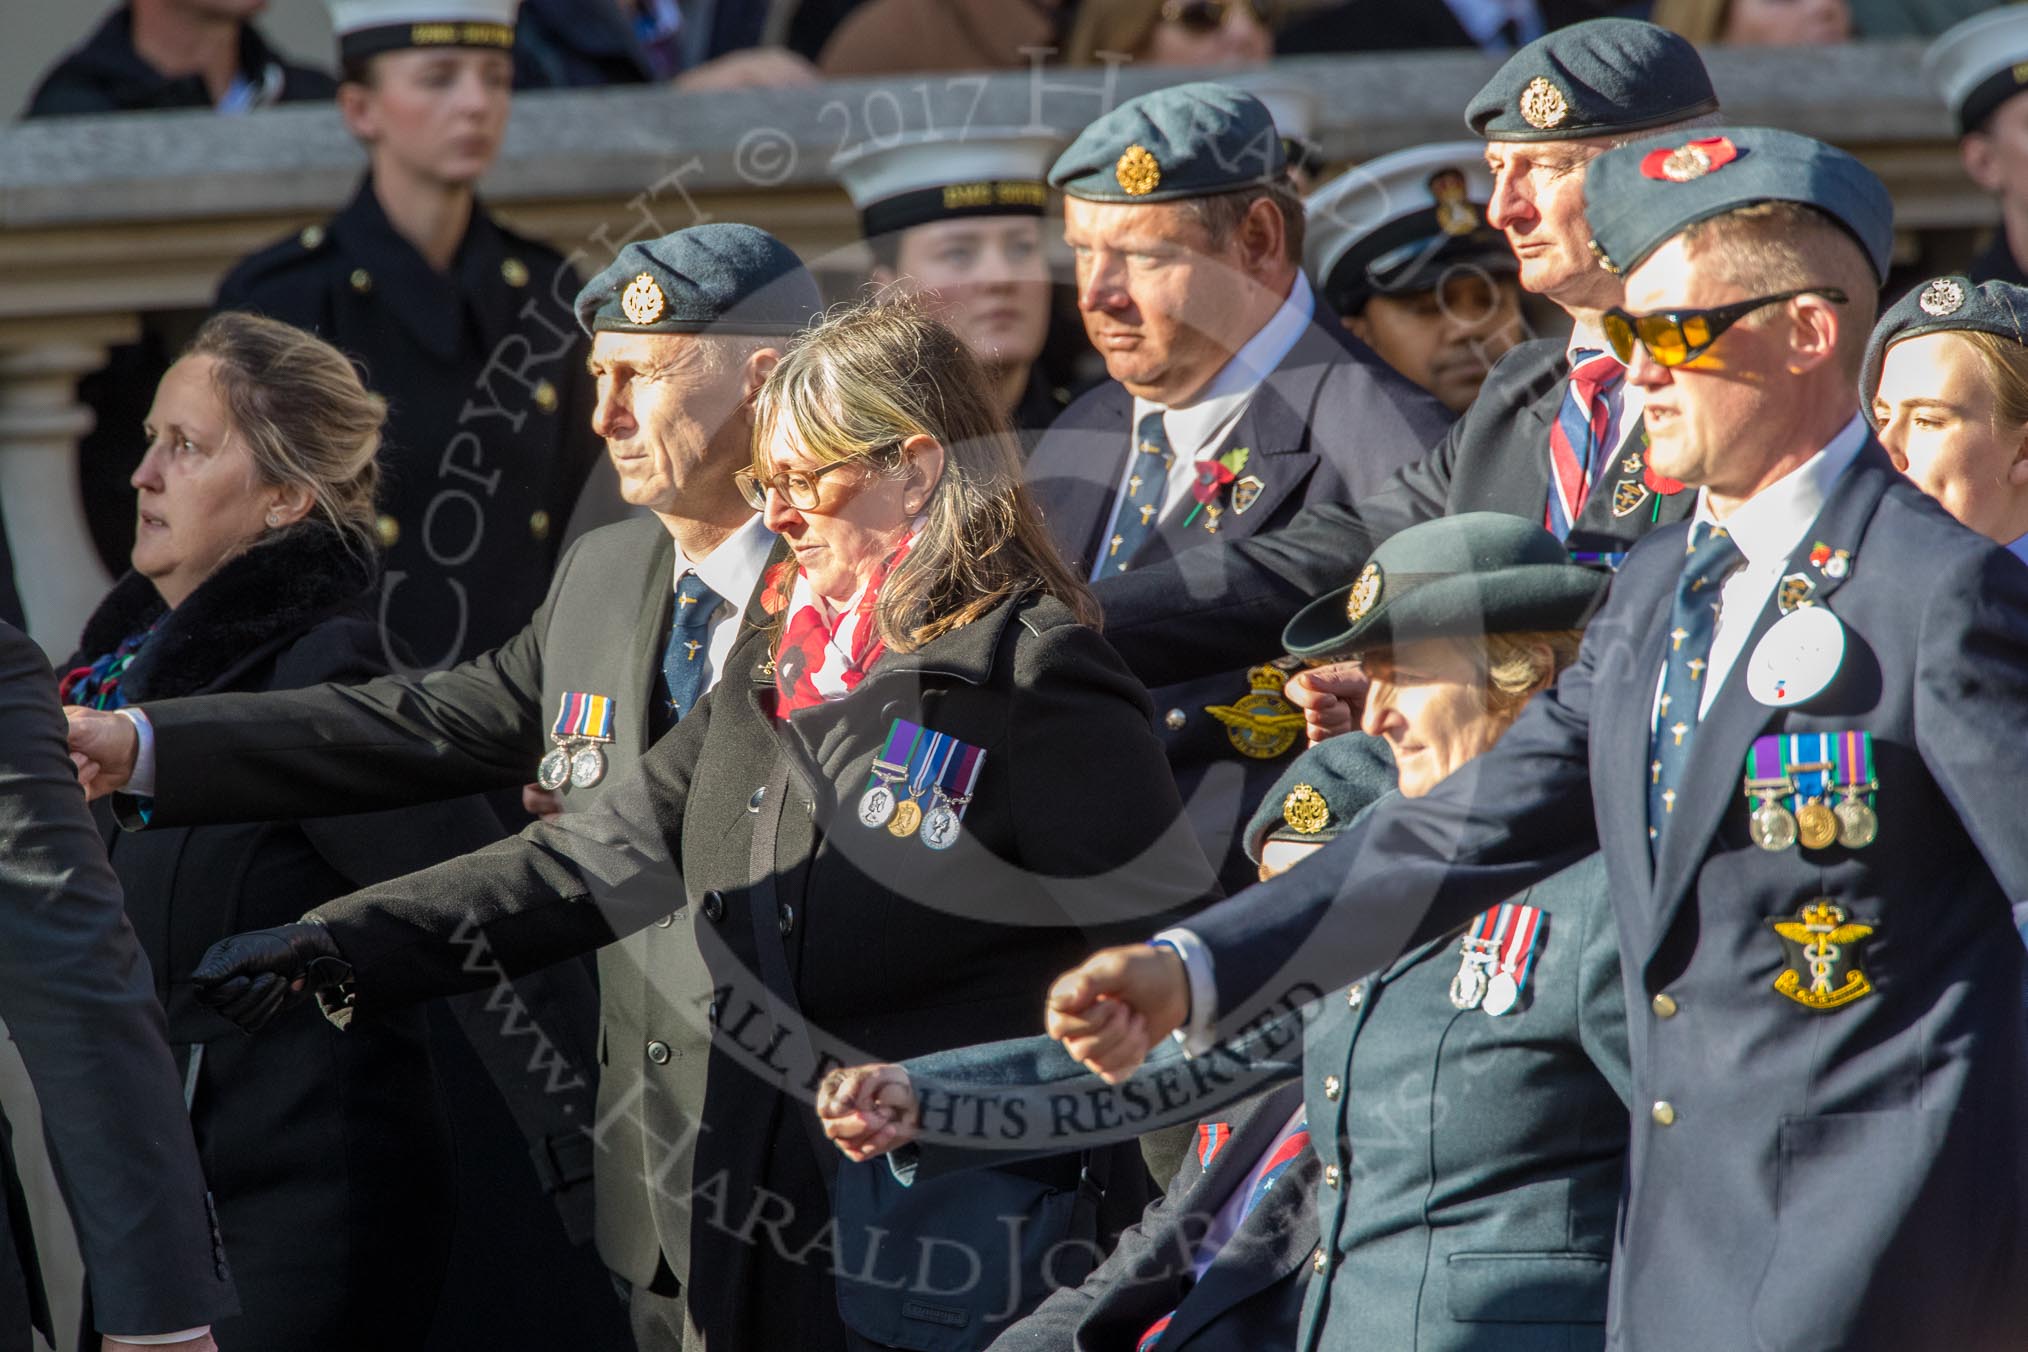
[1345,984,1365,1009]
[701,890,726,923]
[778,902,796,937]
[646,1040,672,1065]
[748,786,767,813]
[1164,708,1187,731]
[880,700,904,723]
[1323,1074,1341,1101]
[1323,1164,1341,1189]
[1652,992,1679,1019]
[1311,1247,1327,1274]
[654,911,676,928]
[1651,1100,1677,1127]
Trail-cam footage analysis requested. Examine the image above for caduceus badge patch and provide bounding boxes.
[1767,899,1878,1011]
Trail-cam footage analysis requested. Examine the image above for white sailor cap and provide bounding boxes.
[329,0,520,65]
[1924,6,2028,135]
[833,129,1065,239]
[1305,141,1515,313]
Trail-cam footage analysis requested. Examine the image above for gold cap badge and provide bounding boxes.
[622,272,667,326]
[1519,77,1570,130]
[1283,783,1330,835]
[1116,144,1162,196]
[1430,168,1478,237]
[1346,562,1383,623]
[1918,278,1966,317]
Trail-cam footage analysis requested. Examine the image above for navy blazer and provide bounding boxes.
[1026,304,1450,889]
[1182,441,2028,1351]
[1094,338,1693,692]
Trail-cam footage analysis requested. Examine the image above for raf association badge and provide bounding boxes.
[1519,77,1569,130]
[1204,664,1303,760]
[1918,278,1966,318]
[1768,899,1878,1011]
[622,272,667,326]
[1116,144,1162,197]
[1282,783,1330,835]
[1346,562,1383,623]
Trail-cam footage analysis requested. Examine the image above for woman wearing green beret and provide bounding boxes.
[187,298,1217,1352]
[820,513,1633,1352]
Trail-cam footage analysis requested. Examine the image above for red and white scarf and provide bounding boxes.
[773,536,914,719]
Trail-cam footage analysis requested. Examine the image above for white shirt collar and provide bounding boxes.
[1134,274,1315,456]
[1690,412,1870,571]
[678,511,775,608]
[1566,317,1618,366]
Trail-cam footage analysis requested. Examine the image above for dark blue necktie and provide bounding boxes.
[1105,411,1172,574]
[660,572,721,727]
[1648,522,1743,854]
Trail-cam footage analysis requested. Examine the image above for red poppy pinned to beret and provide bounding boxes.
[1639,136,1739,184]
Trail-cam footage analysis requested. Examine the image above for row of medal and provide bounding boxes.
[857,719,987,852]
[536,691,615,792]
[1449,902,1546,1017]
[1742,731,1878,853]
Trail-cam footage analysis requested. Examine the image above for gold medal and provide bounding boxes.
[1795,798,1838,851]
[1834,795,1878,849]
[888,798,923,837]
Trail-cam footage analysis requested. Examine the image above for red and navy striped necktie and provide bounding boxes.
[1545,349,1624,540]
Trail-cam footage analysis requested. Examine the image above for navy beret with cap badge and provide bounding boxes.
[1048,81,1285,204]
[1583,126,1894,285]
[1861,275,2028,425]
[1464,17,1718,143]
[573,223,822,338]
[1243,732,1396,865]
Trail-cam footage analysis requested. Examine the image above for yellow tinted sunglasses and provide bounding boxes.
[1601,287,1848,368]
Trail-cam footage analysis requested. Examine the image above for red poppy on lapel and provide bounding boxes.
[760,559,794,616]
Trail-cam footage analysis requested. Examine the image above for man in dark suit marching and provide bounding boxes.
[1046,127,2028,1352]
[63,225,821,1351]
[1028,81,1452,891]
[1089,20,1716,715]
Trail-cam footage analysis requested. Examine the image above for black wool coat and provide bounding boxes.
[69,526,504,1351]
[302,578,1221,1352]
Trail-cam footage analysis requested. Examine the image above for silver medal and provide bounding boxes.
[920,803,962,851]
[1449,952,1489,1010]
[568,744,607,789]
[858,783,896,829]
[537,745,572,792]
[1481,972,1520,1016]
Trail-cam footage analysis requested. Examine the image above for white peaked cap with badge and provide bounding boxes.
[1304,142,1500,297]
[1924,5,2028,134]
[833,129,1066,239]
[329,0,520,62]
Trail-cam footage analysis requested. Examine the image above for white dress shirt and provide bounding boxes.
[1091,278,1317,581]
[1651,413,1869,725]
[123,515,778,795]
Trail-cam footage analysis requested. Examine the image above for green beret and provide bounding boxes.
[573,224,822,338]
[1464,18,1718,143]
[1862,276,2028,426]
[1048,82,1284,205]
[1282,513,1606,660]
[1583,127,1893,284]
[1244,732,1396,864]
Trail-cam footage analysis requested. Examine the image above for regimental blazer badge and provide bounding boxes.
[1768,899,1878,1011]
[1204,664,1304,760]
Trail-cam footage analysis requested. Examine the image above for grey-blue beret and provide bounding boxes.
[573,223,822,337]
[1584,127,1893,283]
[1048,82,1283,204]
[1861,276,2028,424]
[1465,18,1718,143]
[1244,732,1396,862]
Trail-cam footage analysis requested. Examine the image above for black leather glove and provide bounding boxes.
[192,920,354,1033]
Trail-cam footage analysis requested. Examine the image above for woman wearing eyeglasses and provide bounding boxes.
[1066,0,1275,67]
[189,298,1218,1352]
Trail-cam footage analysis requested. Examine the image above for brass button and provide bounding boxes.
[1652,992,1679,1019]
[1323,1164,1341,1188]
[646,1040,671,1065]
[529,509,551,541]
[1651,1100,1676,1127]
[501,256,530,287]
[533,379,559,413]
[1346,983,1365,1009]
[1164,708,1187,731]
[701,890,725,923]
[1323,1074,1341,1101]
[298,223,326,249]
[375,513,400,548]
[349,268,373,293]
[1311,1247,1326,1274]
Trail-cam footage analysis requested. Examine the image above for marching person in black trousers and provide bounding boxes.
[216,0,600,672]
[1028,81,1452,893]
[64,224,823,1350]
[60,312,508,1350]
